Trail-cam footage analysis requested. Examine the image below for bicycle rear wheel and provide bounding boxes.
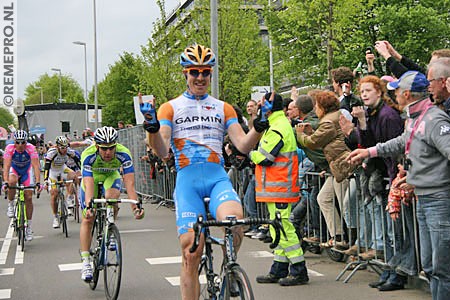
[58,194,68,238]
[223,265,254,300]
[104,224,122,300]
[89,219,101,290]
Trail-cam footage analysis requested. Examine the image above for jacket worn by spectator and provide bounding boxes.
[369,98,450,195]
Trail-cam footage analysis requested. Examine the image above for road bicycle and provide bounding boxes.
[87,182,142,300]
[50,177,74,238]
[190,199,285,300]
[4,184,39,251]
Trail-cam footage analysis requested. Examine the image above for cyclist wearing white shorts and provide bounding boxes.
[43,136,80,228]
[141,44,269,300]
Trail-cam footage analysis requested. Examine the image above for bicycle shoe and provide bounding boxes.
[81,261,93,282]
[25,226,33,241]
[108,237,117,251]
[52,216,60,228]
[7,202,14,218]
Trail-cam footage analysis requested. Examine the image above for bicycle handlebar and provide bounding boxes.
[189,211,286,253]
[4,184,41,199]
[87,198,141,210]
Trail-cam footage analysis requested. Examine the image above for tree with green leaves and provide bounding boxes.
[0,107,15,132]
[97,52,142,126]
[24,73,84,105]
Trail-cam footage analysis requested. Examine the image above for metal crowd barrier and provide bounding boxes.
[117,125,176,206]
[119,127,424,290]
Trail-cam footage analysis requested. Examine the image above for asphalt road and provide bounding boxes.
[0,190,431,300]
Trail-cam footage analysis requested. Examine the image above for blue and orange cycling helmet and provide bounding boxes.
[180,44,216,68]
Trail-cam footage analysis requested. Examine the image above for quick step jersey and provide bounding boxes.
[158,92,238,171]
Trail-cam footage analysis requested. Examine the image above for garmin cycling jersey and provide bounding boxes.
[158,92,241,235]
[81,143,134,177]
[158,91,239,171]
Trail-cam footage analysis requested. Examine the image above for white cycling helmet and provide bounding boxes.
[55,136,69,147]
[13,130,28,141]
[94,126,118,145]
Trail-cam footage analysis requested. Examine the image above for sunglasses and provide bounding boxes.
[58,146,68,150]
[15,140,26,145]
[98,144,116,151]
[185,68,212,78]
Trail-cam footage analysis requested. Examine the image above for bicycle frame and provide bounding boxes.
[191,211,284,300]
[5,185,38,251]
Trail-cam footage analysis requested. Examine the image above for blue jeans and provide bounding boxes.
[416,191,450,300]
[243,177,257,230]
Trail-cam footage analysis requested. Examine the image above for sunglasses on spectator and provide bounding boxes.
[15,140,26,145]
[185,68,212,78]
[97,144,116,151]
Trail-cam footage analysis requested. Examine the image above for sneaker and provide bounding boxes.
[25,226,33,241]
[244,228,259,237]
[52,216,60,228]
[343,244,366,256]
[67,195,75,208]
[81,261,93,282]
[108,237,117,251]
[279,274,309,286]
[256,273,283,284]
[7,202,14,218]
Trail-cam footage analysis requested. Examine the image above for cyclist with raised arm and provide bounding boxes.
[43,136,80,228]
[1,130,42,241]
[141,44,268,300]
[79,126,144,282]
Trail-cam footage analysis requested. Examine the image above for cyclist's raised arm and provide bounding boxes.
[146,122,171,159]
[227,122,263,154]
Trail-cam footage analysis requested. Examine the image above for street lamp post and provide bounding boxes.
[73,41,89,129]
[34,85,43,104]
[93,0,99,129]
[51,68,62,103]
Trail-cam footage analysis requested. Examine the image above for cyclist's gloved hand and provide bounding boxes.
[1,182,8,192]
[253,111,270,133]
[140,99,160,133]
[133,207,145,220]
[36,182,44,193]
[43,180,50,191]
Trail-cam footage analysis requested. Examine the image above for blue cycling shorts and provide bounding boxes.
[175,163,240,236]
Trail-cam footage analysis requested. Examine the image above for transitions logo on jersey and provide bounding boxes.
[202,103,217,111]
[440,124,450,135]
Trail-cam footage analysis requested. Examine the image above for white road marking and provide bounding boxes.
[0,268,14,276]
[0,289,11,299]
[166,275,207,286]
[308,269,324,277]
[0,220,14,265]
[14,246,23,264]
[58,263,82,271]
[146,256,181,265]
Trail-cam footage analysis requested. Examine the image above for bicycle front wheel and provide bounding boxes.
[17,201,25,252]
[224,265,254,300]
[104,224,122,300]
[58,194,68,238]
[89,219,101,290]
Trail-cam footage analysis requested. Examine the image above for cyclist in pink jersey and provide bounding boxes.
[2,130,43,241]
[141,44,269,300]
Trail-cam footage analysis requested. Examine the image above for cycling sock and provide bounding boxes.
[27,220,32,227]
[81,251,90,261]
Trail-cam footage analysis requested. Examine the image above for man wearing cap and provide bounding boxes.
[252,92,309,286]
[348,70,450,300]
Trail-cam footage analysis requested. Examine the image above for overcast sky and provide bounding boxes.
[17,0,179,100]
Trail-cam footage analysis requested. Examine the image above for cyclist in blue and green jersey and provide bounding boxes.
[79,126,144,282]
